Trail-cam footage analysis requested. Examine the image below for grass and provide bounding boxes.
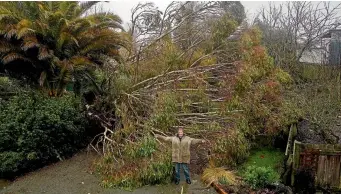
[201,167,237,187]
[238,147,285,179]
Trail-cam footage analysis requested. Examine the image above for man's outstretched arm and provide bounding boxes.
[155,134,172,142]
[191,137,206,144]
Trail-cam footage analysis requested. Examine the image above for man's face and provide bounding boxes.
[178,128,184,137]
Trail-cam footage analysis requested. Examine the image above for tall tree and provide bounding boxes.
[0,1,129,96]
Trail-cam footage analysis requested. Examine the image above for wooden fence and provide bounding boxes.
[287,124,341,189]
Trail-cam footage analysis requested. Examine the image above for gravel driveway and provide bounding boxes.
[0,151,215,194]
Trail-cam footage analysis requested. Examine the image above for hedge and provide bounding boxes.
[0,92,88,178]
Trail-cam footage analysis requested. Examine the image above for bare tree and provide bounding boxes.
[257,2,341,66]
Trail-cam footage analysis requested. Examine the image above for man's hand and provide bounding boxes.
[201,140,206,143]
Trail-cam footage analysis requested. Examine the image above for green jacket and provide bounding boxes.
[157,134,203,164]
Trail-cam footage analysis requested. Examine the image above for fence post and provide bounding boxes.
[291,140,301,186]
[286,124,297,156]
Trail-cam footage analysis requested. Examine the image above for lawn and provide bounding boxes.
[238,147,285,180]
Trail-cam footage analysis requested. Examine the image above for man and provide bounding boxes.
[155,127,206,185]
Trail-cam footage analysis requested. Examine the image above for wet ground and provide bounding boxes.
[0,151,215,194]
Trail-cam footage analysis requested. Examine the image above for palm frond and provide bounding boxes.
[2,52,29,64]
[21,36,40,51]
[58,1,72,14]
[0,40,14,53]
[85,12,123,30]
[55,60,73,83]
[35,21,49,37]
[64,2,78,19]
[5,28,18,39]
[56,31,79,51]
[56,17,68,34]
[70,56,94,68]
[79,29,129,53]
[37,2,49,13]
[16,27,35,39]
[0,13,19,24]
[88,21,124,32]
[67,18,91,36]
[79,1,101,15]
[38,46,53,60]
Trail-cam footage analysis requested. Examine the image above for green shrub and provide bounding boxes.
[126,136,157,159]
[99,151,173,190]
[0,76,29,98]
[0,92,88,178]
[135,137,157,158]
[139,158,173,185]
[243,165,278,189]
[149,92,178,131]
[213,130,250,167]
[0,152,25,176]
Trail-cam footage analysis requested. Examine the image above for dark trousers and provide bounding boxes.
[174,163,190,181]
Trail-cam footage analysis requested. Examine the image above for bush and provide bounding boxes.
[0,92,88,178]
[148,92,178,132]
[243,165,278,189]
[212,130,250,167]
[99,151,173,190]
[126,136,157,159]
[0,76,30,99]
[231,28,299,138]
[139,158,173,185]
[0,152,25,177]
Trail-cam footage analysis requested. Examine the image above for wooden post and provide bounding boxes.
[291,140,301,186]
[285,124,296,156]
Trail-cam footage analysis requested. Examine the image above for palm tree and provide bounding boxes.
[0,1,130,96]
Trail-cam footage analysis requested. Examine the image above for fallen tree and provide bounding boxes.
[85,1,299,190]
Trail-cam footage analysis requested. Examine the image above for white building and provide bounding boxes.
[299,29,341,65]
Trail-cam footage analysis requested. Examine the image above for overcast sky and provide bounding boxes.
[102,1,341,29]
[103,1,273,27]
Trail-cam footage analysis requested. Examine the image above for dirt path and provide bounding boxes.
[0,151,215,194]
